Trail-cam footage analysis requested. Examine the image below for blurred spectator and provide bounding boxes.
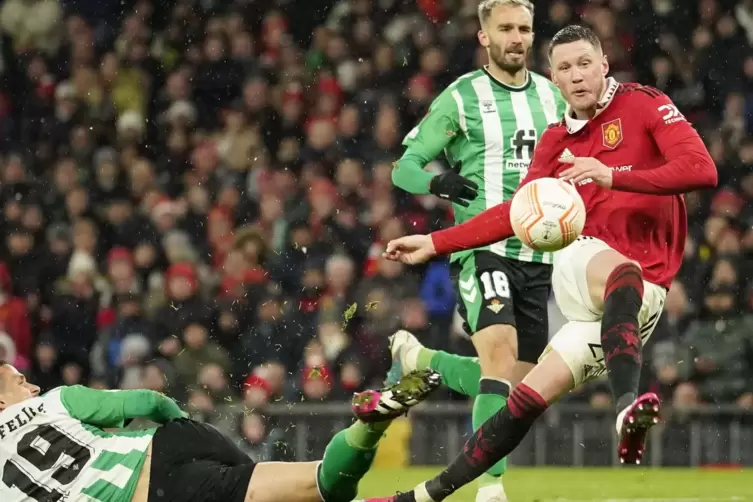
[232,411,289,462]
[173,322,231,385]
[679,285,753,407]
[1,0,753,450]
[0,263,32,362]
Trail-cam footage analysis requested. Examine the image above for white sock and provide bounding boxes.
[616,404,630,433]
[479,376,512,388]
[415,482,435,502]
[476,483,508,502]
[403,344,421,372]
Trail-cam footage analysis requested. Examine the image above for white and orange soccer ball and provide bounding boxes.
[510,177,586,252]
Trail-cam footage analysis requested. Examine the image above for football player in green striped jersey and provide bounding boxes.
[0,362,440,502]
[389,1,566,500]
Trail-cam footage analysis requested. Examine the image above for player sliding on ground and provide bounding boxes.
[392,1,565,498]
[360,24,717,502]
[0,361,440,502]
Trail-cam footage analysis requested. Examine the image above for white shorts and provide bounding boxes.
[539,236,667,386]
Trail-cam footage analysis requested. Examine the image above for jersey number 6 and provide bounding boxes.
[2,425,92,501]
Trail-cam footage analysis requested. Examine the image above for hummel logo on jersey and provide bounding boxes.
[458,276,477,303]
[559,148,574,162]
[481,100,495,113]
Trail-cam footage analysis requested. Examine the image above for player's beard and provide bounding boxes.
[488,42,529,75]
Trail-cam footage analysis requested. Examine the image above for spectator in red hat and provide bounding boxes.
[219,249,267,300]
[260,10,289,66]
[417,0,446,23]
[242,360,287,406]
[308,176,339,236]
[710,188,745,218]
[150,196,180,235]
[301,344,334,402]
[106,247,140,296]
[153,262,214,343]
[243,372,273,409]
[219,226,269,300]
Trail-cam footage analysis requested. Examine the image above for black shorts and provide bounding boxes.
[451,250,551,364]
[149,419,255,502]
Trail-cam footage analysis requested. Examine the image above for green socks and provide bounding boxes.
[344,420,390,449]
[317,421,390,501]
[415,347,509,482]
[473,378,511,481]
[416,348,482,397]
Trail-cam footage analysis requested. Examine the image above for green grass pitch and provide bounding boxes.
[357,467,753,501]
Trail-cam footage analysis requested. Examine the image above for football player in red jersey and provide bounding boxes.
[360,25,717,502]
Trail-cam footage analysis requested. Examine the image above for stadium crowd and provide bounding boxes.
[0,0,750,460]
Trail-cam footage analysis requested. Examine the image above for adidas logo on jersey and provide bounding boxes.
[559,148,575,162]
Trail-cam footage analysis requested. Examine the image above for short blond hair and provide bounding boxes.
[478,0,534,24]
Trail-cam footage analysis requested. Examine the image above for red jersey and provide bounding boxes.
[432,81,718,288]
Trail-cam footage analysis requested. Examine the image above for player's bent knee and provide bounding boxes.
[524,349,576,403]
[472,324,518,376]
[245,461,321,502]
[585,249,641,311]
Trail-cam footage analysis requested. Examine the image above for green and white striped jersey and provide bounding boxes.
[0,386,167,502]
[403,68,566,264]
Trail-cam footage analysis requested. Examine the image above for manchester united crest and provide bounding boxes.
[601,118,623,149]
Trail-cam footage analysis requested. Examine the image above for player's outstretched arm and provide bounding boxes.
[393,89,478,206]
[383,198,519,264]
[59,385,187,428]
[610,89,717,194]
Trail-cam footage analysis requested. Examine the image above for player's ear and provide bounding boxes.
[478,29,490,48]
[550,69,560,88]
[601,55,609,77]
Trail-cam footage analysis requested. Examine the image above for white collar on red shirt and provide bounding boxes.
[563,77,619,134]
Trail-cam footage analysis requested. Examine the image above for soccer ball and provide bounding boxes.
[510,177,586,252]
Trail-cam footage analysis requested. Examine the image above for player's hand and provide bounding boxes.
[559,157,613,188]
[383,234,437,265]
[429,168,479,207]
